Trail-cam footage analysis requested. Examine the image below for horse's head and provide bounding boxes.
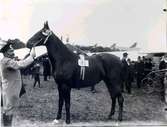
[27,21,52,49]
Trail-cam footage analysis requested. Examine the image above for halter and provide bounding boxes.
[42,30,52,44]
[33,30,52,47]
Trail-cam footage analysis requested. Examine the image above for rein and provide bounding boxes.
[33,38,42,47]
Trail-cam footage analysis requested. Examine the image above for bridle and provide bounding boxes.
[33,30,52,47]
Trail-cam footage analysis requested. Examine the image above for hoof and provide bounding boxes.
[66,119,70,124]
[53,119,60,124]
[118,116,122,121]
[108,115,113,120]
[91,90,96,93]
[56,114,61,120]
[164,108,167,111]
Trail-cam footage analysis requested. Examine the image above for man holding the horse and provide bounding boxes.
[0,39,36,127]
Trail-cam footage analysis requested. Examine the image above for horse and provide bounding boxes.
[27,21,124,124]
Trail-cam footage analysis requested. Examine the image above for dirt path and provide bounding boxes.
[12,77,167,126]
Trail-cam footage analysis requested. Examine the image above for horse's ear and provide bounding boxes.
[44,21,46,27]
[45,21,50,29]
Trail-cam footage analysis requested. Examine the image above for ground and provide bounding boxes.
[11,76,167,127]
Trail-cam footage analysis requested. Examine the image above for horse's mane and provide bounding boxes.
[46,32,78,62]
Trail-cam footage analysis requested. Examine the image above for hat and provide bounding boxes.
[161,56,165,61]
[0,39,12,53]
[123,52,128,57]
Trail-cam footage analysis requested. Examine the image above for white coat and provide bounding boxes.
[0,56,34,114]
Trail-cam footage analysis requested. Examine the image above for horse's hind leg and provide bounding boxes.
[105,80,124,121]
[108,97,116,119]
[117,94,124,121]
[104,81,116,119]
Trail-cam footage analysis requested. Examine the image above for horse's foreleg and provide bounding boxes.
[117,94,124,121]
[56,87,64,120]
[63,87,71,124]
[56,95,64,120]
[108,97,116,119]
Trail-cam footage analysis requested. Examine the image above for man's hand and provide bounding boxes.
[30,47,36,59]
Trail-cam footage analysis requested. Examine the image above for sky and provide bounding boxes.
[0,0,166,52]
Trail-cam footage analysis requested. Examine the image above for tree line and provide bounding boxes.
[74,45,121,52]
[11,38,122,52]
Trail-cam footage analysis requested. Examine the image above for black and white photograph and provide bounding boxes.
[0,0,167,126]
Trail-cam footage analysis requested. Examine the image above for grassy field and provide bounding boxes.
[12,76,167,127]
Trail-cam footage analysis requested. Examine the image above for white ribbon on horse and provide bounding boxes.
[78,55,89,80]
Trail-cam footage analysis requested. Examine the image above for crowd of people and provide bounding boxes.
[20,56,51,87]
[31,57,51,88]
[121,52,166,100]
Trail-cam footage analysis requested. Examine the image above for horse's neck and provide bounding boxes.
[46,35,77,64]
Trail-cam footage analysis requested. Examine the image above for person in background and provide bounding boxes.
[42,57,51,81]
[121,52,129,93]
[148,58,153,73]
[142,56,146,63]
[127,58,133,94]
[136,56,144,88]
[159,56,166,70]
[0,39,36,127]
[144,58,153,76]
[130,61,136,83]
[32,62,41,88]
[164,72,167,105]
[159,56,167,101]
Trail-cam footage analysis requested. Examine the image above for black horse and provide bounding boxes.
[27,21,124,124]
